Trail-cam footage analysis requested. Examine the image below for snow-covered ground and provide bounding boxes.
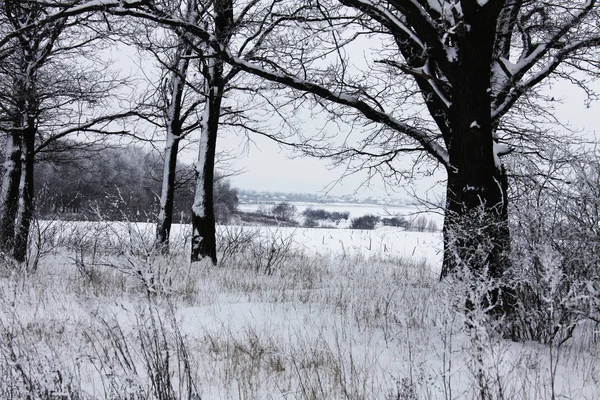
[239,201,445,228]
[42,219,443,272]
[1,215,598,399]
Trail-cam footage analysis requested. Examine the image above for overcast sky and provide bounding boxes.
[118,37,600,201]
[207,78,600,200]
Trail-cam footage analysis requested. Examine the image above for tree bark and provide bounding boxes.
[0,132,22,255]
[439,3,514,316]
[155,135,180,253]
[190,0,232,264]
[0,46,28,257]
[190,64,222,264]
[154,9,197,254]
[13,124,35,262]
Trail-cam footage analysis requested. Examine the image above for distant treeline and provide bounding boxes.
[33,146,238,223]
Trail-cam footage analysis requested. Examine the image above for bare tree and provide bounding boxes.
[22,2,600,306]
[0,1,135,262]
[121,6,206,253]
[212,0,600,316]
[105,0,600,316]
[23,2,303,267]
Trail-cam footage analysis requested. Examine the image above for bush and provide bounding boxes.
[350,215,380,230]
[216,225,295,274]
[303,208,330,220]
[271,202,297,222]
[408,215,438,232]
[330,211,350,222]
[381,216,408,228]
[410,215,428,232]
[303,208,350,223]
[303,217,319,228]
[508,149,600,343]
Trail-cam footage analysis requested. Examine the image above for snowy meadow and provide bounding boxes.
[0,212,599,399]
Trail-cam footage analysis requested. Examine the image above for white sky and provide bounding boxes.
[113,33,600,201]
[209,78,600,199]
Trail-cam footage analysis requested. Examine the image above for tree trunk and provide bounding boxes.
[440,5,514,316]
[0,132,22,254]
[13,125,35,262]
[190,57,223,265]
[154,32,194,254]
[190,92,221,264]
[155,135,180,253]
[190,0,232,264]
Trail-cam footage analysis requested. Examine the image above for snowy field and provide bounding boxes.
[238,201,445,229]
[0,216,598,399]
[41,220,443,271]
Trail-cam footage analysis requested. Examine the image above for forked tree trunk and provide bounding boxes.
[190,0,231,264]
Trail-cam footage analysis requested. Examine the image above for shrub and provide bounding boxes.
[507,149,600,343]
[350,215,380,230]
[217,225,295,274]
[271,202,297,222]
[407,215,438,232]
[303,217,319,228]
[303,208,350,223]
[381,216,408,228]
[303,208,330,220]
[410,215,428,232]
[330,211,350,222]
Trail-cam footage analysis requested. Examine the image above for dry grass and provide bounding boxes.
[0,223,598,399]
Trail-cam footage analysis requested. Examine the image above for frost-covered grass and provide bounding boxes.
[1,222,599,399]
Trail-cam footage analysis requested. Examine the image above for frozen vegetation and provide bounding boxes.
[0,216,598,399]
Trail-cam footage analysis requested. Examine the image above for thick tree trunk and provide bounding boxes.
[0,132,22,254]
[439,5,514,317]
[442,167,510,279]
[155,136,180,253]
[13,125,35,262]
[190,79,221,264]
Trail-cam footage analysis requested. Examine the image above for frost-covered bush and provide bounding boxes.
[217,225,295,274]
[509,151,600,343]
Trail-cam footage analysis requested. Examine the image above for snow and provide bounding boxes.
[2,218,598,399]
[65,0,144,14]
[352,0,426,51]
[445,45,458,62]
[493,140,510,169]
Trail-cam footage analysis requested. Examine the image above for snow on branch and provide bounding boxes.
[0,0,146,51]
[341,0,426,51]
[491,0,600,121]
